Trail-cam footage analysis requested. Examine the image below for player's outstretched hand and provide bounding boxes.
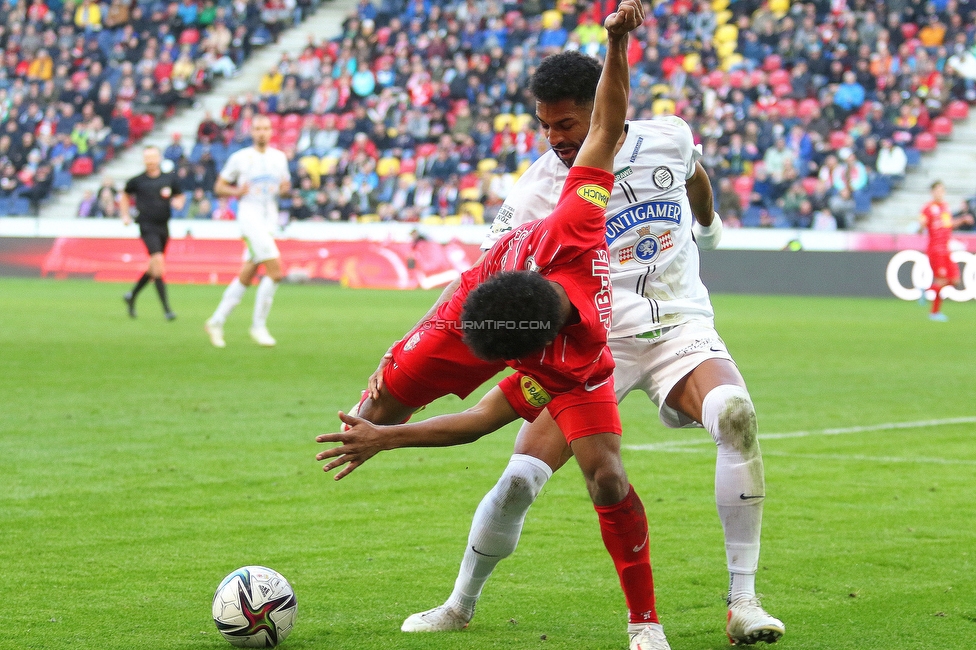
[316,411,386,480]
[605,0,644,36]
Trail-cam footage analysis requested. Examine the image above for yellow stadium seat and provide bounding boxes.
[650,83,671,97]
[376,156,401,177]
[493,113,515,132]
[299,156,321,187]
[541,9,562,30]
[421,215,444,225]
[721,53,744,71]
[715,9,732,25]
[460,201,485,224]
[717,41,738,59]
[442,215,462,226]
[460,187,481,201]
[357,213,380,223]
[683,53,702,73]
[514,159,531,178]
[319,156,339,176]
[514,113,535,131]
[768,0,790,17]
[711,0,729,11]
[398,172,416,185]
[652,98,676,116]
[713,23,738,45]
[477,158,498,173]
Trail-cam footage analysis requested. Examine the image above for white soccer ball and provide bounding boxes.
[212,566,298,647]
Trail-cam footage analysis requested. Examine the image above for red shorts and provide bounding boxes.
[498,373,621,443]
[928,251,960,283]
[382,318,506,408]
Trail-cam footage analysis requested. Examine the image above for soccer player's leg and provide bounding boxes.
[248,238,283,346]
[667,357,784,645]
[558,387,670,650]
[402,413,571,632]
[148,247,175,320]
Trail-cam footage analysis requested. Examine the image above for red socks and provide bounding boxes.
[594,485,658,624]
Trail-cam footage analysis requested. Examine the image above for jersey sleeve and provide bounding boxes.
[219,152,240,184]
[481,154,563,250]
[656,115,701,179]
[123,176,137,195]
[546,165,614,247]
[169,174,183,196]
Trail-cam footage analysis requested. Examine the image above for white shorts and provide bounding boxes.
[610,320,735,429]
[239,208,280,264]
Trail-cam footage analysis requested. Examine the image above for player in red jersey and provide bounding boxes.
[920,181,974,321]
[317,3,670,649]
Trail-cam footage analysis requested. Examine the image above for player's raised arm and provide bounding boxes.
[573,0,643,173]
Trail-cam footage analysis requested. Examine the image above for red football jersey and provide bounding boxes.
[921,200,953,254]
[439,165,616,421]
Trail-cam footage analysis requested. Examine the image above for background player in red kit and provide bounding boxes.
[317,3,672,648]
[919,181,974,321]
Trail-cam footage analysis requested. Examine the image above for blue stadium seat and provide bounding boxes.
[868,174,891,200]
[9,197,30,215]
[854,189,872,215]
[905,147,922,168]
[741,206,764,227]
[53,170,73,191]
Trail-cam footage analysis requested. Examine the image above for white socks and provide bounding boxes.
[445,454,552,615]
[210,278,246,325]
[209,277,278,330]
[701,384,765,603]
[253,276,279,329]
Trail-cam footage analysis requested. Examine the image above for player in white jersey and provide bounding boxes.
[375,52,784,646]
[205,114,291,348]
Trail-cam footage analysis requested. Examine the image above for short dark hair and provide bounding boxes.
[530,51,601,106]
[931,180,944,190]
[461,271,564,361]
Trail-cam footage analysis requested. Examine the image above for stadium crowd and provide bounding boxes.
[53,0,976,227]
[0,0,319,216]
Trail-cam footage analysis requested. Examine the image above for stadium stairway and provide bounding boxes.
[39,0,358,220]
[859,112,976,233]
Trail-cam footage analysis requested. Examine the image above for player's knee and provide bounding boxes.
[583,464,629,507]
[702,385,758,454]
[491,455,551,512]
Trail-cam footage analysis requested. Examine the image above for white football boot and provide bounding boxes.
[205,320,226,348]
[628,623,671,650]
[726,597,785,645]
[401,604,472,632]
[249,326,277,347]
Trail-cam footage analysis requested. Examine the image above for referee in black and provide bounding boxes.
[120,145,185,320]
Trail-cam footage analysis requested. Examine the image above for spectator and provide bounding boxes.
[829,187,856,229]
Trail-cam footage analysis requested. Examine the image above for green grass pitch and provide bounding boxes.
[1,277,974,650]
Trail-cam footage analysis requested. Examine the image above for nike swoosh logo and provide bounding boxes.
[584,379,610,392]
[710,345,724,352]
[739,494,765,500]
[471,545,500,558]
[632,533,648,553]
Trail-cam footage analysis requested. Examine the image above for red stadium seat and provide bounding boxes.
[748,69,766,87]
[733,175,754,195]
[768,68,790,87]
[777,98,797,116]
[399,158,417,174]
[762,54,783,72]
[801,177,819,195]
[828,131,849,150]
[416,142,438,159]
[796,98,819,119]
[900,23,918,40]
[945,100,969,121]
[728,69,746,88]
[706,69,726,88]
[914,131,937,152]
[266,114,282,130]
[773,83,793,98]
[282,113,302,130]
[929,115,953,139]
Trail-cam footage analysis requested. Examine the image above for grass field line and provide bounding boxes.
[624,416,976,454]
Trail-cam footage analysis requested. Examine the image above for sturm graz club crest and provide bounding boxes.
[652,166,674,189]
[619,226,674,264]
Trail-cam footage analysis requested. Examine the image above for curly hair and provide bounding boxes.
[529,50,602,106]
[460,271,565,361]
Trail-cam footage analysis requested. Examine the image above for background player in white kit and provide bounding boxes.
[205,114,291,348]
[366,52,784,645]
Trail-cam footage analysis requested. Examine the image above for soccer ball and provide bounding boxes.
[212,566,298,647]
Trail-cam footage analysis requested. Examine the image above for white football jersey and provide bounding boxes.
[483,117,713,338]
[219,146,290,226]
